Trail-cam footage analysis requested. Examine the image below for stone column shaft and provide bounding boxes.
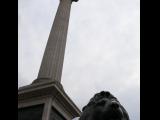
[35,0,72,83]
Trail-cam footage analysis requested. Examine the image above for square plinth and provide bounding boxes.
[18,81,81,120]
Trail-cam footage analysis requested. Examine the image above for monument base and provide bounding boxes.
[18,81,81,120]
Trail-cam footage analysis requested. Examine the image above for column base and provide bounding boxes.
[18,80,81,120]
[31,78,64,90]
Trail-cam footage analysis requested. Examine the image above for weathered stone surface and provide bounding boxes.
[34,0,73,83]
[18,104,44,120]
[18,81,81,120]
[19,0,81,120]
[19,0,81,119]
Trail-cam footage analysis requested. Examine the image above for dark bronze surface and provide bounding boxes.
[79,91,130,120]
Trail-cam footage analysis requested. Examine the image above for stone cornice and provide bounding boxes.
[18,81,81,117]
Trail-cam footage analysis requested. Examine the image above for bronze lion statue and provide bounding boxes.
[79,91,130,120]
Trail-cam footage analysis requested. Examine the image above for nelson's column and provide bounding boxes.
[18,0,81,120]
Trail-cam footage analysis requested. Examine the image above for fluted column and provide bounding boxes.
[33,0,78,84]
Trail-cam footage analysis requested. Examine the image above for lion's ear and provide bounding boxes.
[120,106,130,120]
[82,106,87,111]
[105,91,110,97]
[100,91,106,96]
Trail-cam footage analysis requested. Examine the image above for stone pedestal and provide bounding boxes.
[18,81,81,120]
[18,0,81,119]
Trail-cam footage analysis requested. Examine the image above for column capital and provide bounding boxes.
[72,0,79,2]
[60,0,79,2]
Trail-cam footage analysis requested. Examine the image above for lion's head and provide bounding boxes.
[79,91,130,120]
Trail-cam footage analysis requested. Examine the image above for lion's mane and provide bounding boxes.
[79,91,130,120]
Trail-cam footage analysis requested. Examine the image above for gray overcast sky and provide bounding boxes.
[18,0,140,120]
